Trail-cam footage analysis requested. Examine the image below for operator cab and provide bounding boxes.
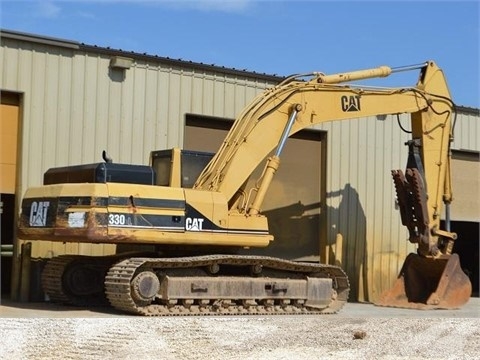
[150,148,214,188]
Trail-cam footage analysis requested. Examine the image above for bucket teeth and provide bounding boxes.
[392,170,410,226]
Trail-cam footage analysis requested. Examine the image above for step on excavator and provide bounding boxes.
[18,61,471,315]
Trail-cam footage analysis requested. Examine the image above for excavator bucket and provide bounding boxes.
[375,253,472,309]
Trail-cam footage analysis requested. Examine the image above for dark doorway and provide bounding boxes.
[1,194,15,295]
[442,220,479,297]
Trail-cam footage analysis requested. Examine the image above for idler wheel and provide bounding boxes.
[131,271,160,303]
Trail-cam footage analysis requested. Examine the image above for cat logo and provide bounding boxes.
[185,217,204,231]
[29,201,50,227]
[341,95,361,112]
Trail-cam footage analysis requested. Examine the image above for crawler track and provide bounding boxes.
[105,255,349,316]
[41,255,75,304]
[42,254,120,307]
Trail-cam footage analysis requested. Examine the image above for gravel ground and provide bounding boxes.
[1,301,479,360]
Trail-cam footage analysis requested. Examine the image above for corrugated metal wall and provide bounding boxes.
[1,38,272,184]
[315,116,413,301]
[452,111,479,150]
[1,33,478,301]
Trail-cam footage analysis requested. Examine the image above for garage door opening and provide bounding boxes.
[441,220,479,297]
[184,114,327,260]
[1,92,21,298]
[444,150,479,297]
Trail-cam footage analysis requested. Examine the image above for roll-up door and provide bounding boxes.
[449,151,479,222]
[447,150,480,296]
[183,115,326,260]
[1,92,20,296]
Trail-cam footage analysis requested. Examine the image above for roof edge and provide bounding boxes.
[0,28,79,49]
[0,28,283,82]
[456,105,480,116]
[79,43,283,82]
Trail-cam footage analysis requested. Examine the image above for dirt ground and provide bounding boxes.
[1,298,479,359]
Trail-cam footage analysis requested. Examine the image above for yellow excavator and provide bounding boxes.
[18,60,471,315]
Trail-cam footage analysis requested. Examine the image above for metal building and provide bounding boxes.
[1,29,478,302]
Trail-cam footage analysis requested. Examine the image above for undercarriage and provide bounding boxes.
[42,254,350,316]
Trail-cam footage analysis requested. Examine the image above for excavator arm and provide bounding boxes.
[195,61,471,308]
[195,61,452,258]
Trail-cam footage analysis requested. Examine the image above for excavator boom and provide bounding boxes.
[194,60,471,308]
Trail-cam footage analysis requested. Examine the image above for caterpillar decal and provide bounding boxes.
[341,95,361,112]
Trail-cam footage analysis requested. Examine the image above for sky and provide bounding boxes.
[0,0,479,107]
